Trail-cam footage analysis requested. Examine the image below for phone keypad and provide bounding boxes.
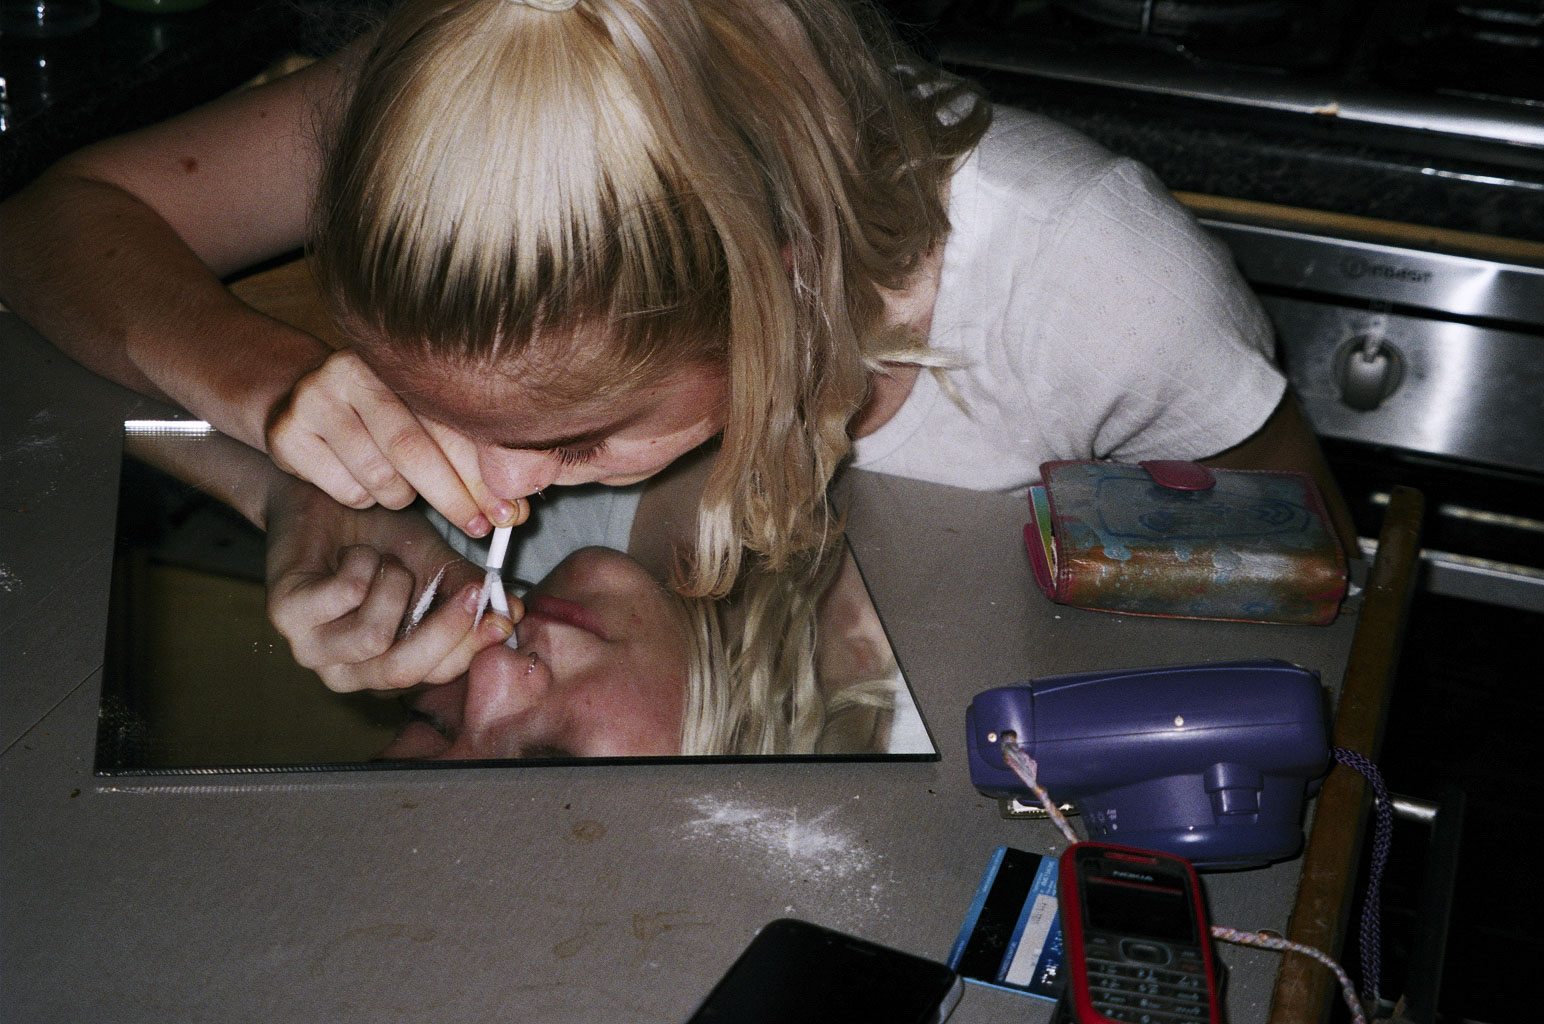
[1082,935,1212,1023]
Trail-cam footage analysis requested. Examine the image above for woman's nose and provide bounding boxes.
[462,645,550,736]
[477,446,561,500]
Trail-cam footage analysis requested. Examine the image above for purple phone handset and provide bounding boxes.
[967,660,1330,870]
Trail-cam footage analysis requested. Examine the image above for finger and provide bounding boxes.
[313,406,420,512]
[422,604,518,685]
[348,410,447,513]
[337,583,515,691]
[439,557,496,605]
[268,544,382,660]
[281,353,418,510]
[315,351,458,516]
[436,574,524,617]
[268,426,375,509]
[307,555,418,667]
[421,419,532,531]
[385,422,492,533]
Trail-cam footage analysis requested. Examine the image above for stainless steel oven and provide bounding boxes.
[886,3,1544,1017]
[890,0,1544,613]
[1205,217,1544,613]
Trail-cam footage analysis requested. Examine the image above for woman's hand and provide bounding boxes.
[264,478,528,693]
[266,348,523,538]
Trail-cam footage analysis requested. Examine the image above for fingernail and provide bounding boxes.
[491,502,517,526]
[459,583,482,613]
[467,514,491,536]
[482,616,514,641]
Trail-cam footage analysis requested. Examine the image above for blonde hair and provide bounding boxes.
[311,0,989,598]
[676,549,898,756]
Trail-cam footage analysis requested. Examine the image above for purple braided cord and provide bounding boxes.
[1333,745,1393,1009]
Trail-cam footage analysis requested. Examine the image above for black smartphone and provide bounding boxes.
[685,918,963,1024]
[1056,842,1220,1024]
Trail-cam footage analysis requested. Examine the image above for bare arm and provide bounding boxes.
[0,41,513,537]
[1201,392,1359,553]
[0,48,355,450]
[124,427,289,532]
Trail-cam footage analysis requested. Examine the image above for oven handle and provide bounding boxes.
[1356,539,1544,615]
[1385,787,1466,1024]
[1359,490,1544,614]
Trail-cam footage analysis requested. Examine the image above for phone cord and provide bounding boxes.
[1210,926,1367,1024]
[999,739,1079,844]
[1332,745,1394,1011]
[999,738,1380,1024]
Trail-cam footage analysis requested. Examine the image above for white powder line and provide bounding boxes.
[405,564,449,633]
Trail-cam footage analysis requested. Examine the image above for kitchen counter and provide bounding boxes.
[3,9,1422,1017]
[0,311,1412,1023]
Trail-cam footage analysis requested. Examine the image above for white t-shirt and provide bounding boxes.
[853,106,1286,490]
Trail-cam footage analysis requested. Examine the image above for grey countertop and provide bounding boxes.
[1,312,1365,1023]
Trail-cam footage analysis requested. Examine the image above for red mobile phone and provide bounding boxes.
[1056,842,1221,1024]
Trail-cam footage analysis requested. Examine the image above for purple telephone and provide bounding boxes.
[966,660,1330,870]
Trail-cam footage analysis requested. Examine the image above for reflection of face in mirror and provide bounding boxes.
[382,547,689,760]
[379,541,921,761]
[96,424,935,775]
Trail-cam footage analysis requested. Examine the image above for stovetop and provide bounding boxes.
[933,0,1544,147]
[890,0,1544,241]
[920,2,1544,101]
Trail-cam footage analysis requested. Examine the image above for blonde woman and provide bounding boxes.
[405,474,907,758]
[0,0,1351,696]
[381,541,908,760]
[132,426,899,758]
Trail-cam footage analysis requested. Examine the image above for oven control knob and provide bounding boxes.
[1334,335,1405,411]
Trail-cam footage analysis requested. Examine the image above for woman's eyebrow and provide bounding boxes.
[495,407,646,450]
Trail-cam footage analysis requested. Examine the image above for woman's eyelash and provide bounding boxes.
[554,442,605,467]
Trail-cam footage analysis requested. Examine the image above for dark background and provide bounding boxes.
[0,0,384,200]
[3,3,1538,1021]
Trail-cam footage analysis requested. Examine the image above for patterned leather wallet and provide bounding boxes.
[1025,460,1348,625]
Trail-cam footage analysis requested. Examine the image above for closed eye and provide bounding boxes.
[554,441,606,467]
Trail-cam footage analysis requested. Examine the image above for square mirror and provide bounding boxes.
[95,422,937,774]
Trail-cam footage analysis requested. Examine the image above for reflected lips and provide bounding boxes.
[522,594,610,640]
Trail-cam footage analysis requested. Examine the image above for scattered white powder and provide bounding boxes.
[0,564,17,593]
[684,797,864,869]
[3,410,62,462]
[675,795,894,926]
